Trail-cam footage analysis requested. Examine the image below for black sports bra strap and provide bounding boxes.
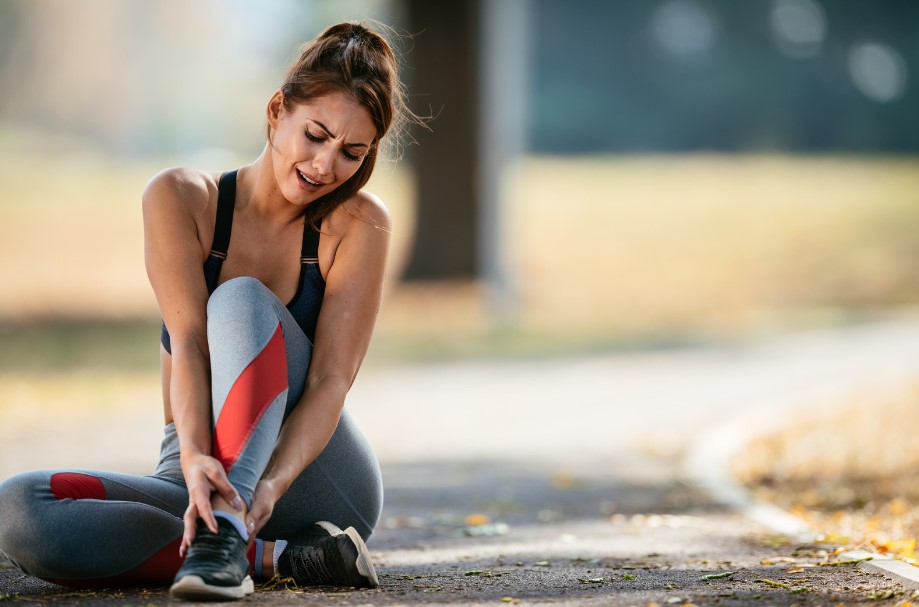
[300,218,321,265]
[210,170,238,259]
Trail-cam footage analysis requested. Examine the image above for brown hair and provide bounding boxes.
[272,21,413,227]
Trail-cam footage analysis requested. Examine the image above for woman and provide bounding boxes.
[0,21,412,601]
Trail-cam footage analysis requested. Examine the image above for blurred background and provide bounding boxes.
[1,0,918,546]
[1,0,917,348]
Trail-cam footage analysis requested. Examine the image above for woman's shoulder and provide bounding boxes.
[331,189,392,234]
[142,167,219,218]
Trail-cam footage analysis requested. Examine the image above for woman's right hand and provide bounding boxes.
[180,451,244,557]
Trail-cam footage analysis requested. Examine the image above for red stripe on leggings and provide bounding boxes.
[247,542,258,572]
[45,537,182,588]
[214,322,288,472]
[50,473,106,500]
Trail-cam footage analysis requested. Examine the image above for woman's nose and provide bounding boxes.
[313,149,334,177]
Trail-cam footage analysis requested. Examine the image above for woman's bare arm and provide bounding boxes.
[142,168,242,545]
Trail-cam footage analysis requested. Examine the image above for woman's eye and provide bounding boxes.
[305,130,323,143]
[343,150,361,162]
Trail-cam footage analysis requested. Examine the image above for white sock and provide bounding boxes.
[272,539,289,575]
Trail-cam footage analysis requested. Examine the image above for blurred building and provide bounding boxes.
[1,0,914,157]
[532,0,918,153]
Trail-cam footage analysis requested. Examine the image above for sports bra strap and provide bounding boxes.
[300,218,321,265]
[210,170,237,259]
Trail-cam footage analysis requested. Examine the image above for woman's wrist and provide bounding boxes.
[178,446,210,475]
[260,462,297,497]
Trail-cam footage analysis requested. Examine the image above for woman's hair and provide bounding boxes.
[273,21,414,227]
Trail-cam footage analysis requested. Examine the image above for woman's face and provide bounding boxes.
[268,90,376,206]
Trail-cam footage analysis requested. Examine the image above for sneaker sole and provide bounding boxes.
[343,527,380,588]
[169,574,254,601]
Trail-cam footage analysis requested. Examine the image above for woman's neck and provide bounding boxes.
[238,145,303,226]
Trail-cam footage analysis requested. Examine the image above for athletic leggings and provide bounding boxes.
[0,277,383,587]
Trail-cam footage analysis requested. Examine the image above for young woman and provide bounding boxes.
[0,21,413,601]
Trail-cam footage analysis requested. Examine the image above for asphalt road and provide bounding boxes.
[0,458,908,606]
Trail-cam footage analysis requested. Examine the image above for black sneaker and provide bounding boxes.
[169,517,254,601]
[277,523,379,588]
[286,520,343,546]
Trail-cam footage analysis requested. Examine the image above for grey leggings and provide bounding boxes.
[0,277,383,586]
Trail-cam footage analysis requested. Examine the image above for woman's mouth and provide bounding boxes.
[297,169,324,189]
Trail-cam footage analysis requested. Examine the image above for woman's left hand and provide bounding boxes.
[245,478,284,539]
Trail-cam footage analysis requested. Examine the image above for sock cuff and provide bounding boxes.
[254,539,264,578]
[213,511,249,542]
[272,539,289,576]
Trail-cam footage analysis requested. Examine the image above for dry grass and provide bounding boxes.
[3,153,919,344]
[733,385,919,563]
[380,154,919,357]
[507,155,919,338]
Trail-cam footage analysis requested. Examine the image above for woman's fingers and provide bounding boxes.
[194,455,243,513]
[180,502,199,557]
[180,455,244,552]
[184,455,242,531]
[245,480,277,538]
[207,465,244,512]
[246,498,271,538]
[187,477,218,534]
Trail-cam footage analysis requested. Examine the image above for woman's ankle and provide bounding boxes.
[262,541,275,577]
[211,493,247,522]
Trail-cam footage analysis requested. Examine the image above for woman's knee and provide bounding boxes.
[0,472,55,573]
[0,472,44,531]
[207,276,274,320]
[206,277,282,344]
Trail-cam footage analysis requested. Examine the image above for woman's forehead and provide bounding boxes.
[290,92,376,141]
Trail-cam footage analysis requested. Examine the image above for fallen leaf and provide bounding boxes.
[761,557,796,565]
[464,513,490,526]
[464,570,501,577]
[756,578,791,589]
[700,571,735,581]
[820,557,873,567]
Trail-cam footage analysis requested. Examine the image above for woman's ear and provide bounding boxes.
[266,90,284,129]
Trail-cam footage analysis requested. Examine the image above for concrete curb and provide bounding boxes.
[840,550,919,590]
[683,407,919,591]
[682,409,816,541]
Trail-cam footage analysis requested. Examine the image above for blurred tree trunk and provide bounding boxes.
[402,0,480,280]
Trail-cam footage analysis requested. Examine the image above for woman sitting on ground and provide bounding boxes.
[0,21,413,601]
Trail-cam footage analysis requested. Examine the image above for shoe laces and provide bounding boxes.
[187,522,243,562]
[286,537,344,584]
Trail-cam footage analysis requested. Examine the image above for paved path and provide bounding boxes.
[4,317,919,604]
[351,315,919,468]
